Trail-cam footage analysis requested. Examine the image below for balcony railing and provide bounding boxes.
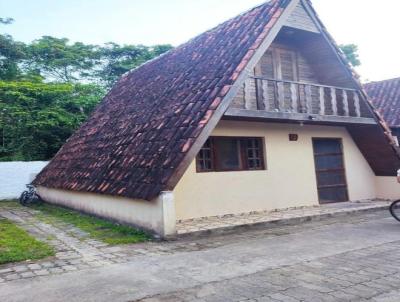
[242,77,367,118]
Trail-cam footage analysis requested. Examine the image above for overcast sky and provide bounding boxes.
[1,0,399,82]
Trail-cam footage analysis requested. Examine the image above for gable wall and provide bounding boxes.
[230,29,362,113]
[173,120,378,220]
[285,2,319,33]
[231,40,320,111]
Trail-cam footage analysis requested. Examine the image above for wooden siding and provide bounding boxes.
[229,28,369,120]
[285,2,319,33]
[301,35,355,88]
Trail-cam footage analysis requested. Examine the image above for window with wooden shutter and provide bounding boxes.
[258,50,275,78]
[256,46,298,81]
[196,137,266,172]
[277,48,298,81]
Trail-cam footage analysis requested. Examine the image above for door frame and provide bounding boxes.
[312,137,349,204]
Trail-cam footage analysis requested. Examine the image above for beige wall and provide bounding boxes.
[376,177,400,200]
[37,120,400,232]
[37,186,176,237]
[173,120,378,220]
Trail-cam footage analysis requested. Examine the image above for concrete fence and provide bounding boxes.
[0,161,48,200]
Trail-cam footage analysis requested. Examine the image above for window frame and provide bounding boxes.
[196,136,266,173]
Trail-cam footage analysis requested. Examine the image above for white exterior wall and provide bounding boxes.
[37,186,176,237]
[0,161,48,200]
[375,177,400,200]
[173,121,378,220]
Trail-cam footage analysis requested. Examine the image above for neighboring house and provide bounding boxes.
[365,78,400,143]
[33,0,400,237]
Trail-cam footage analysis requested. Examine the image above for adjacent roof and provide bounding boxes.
[34,0,291,200]
[365,78,400,128]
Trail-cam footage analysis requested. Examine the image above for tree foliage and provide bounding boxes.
[96,43,172,87]
[25,36,99,82]
[339,44,361,67]
[0,18,172,161]
[0,18,14,25]
[0,81,105,161]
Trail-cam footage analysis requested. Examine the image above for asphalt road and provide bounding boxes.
[1,210,400,302]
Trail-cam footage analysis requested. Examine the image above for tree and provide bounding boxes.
[339,44,361,67]
[96,43,173,87]
[23,37,173,86]
[0,17,27,81]
[0,81,105,161]
[0,18,14,25]
[25,36,99,82]
[0,34,26,80]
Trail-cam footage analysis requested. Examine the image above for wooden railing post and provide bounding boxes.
[353,91,361,117]
[255,78,264,110]
[319,86,325,115]
[305,85,312,114]
[244,78,252,110]
[342,90,349,116]
[290,83,297,112]
[330,88,338,116]
[277,81,285,111]
[262,80,270,111]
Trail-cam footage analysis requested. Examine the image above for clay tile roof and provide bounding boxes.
[365,78,400,128]
[34,0,290,200]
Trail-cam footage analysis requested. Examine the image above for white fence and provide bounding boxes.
[0,161,48,200]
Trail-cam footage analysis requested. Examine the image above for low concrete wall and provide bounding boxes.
[375,177,400,200]
[37,186,176,237]
[0,161,48,200]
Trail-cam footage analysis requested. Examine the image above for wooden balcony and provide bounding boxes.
[225,77,376,125]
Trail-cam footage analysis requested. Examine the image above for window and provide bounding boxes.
[196,137,265,172]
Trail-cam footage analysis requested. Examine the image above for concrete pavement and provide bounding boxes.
[1,210,400,301]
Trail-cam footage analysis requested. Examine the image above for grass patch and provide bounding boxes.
[0,200,19,209]
[32,203,151,245]
[0,218,55,265]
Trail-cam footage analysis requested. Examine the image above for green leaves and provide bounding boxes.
[0,32,173,86]
[0,17,172,161]
[94,43,173,87]
[26,36,100,82]
[339,44,361,67]
[0,81,105,161]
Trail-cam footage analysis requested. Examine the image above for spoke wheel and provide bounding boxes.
[19,191,29,206]
[389,200,400,222]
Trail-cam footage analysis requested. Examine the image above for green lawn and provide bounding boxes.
[32,203,151,245]
[0,218,54,265]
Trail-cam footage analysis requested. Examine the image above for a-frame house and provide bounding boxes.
[34,0,400,236]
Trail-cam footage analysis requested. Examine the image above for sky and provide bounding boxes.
[1,0,399,82]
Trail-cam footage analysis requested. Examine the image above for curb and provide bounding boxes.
[172,204,390,240]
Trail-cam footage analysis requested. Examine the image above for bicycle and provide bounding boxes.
[19,184,42,206]
[390,173,400,221]
[390,199,400,222]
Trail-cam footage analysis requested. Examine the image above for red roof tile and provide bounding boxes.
[33,0,290,200]
[365,78,400,128]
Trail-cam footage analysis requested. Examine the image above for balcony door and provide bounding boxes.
[312,138,348,204]
[258,46,298,81]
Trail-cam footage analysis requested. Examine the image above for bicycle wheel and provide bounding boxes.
[389,200,400,222]
[19,191,29,206]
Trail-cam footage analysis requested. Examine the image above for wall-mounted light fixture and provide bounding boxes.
[289,134,299,141]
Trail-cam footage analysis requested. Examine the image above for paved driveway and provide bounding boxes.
[1,210,400,302]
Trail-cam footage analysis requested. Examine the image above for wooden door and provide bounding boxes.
[312,138,348,204]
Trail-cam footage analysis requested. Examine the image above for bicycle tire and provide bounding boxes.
[19,191,29,206]
[389,199,400,222]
